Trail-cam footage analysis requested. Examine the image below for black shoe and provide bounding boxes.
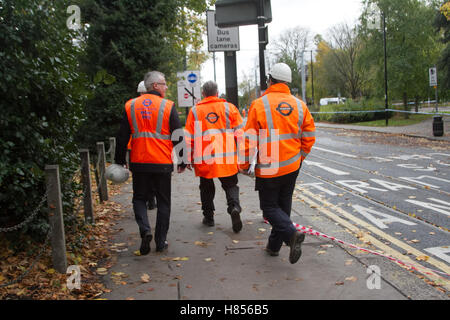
[156,240,168,253]
[140,232,153,255]
[265,246,279,257]
[289,232,305,264]
[230,206,242,233]
[202,216,215,227]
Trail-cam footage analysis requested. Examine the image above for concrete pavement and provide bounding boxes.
[100,162,448,300]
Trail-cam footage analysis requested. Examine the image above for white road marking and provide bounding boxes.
[424,246,450,264]
[302,183,338,196]
[313,146,357,158]
[304,160,350,176]
[405,198,450,216]
[352,204,417,229]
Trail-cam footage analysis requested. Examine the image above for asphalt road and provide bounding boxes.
[296,127,450,286]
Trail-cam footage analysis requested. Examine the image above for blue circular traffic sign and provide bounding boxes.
[187,73,198,84]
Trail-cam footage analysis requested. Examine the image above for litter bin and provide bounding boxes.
[433,115,444,137]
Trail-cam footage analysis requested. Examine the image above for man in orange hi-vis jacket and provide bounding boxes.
[115,71,186,255]
[126,81,156,211]
[238,63,316,264]
[185,81,244,233]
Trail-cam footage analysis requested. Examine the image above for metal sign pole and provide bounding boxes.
[383,11,389,127]
[213,52,217,82]
[435,86,438,113]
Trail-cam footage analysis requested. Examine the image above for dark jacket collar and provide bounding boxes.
[147,90,162,97]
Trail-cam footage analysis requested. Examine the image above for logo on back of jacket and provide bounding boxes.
[206,112,220,124]
[276,102,293,116]
[139,99,155,120]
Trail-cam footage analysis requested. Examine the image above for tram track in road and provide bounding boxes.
[300,168,449,233]
[293,187,450,291]
[308,151,450,198]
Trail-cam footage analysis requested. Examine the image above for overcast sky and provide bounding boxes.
[199,0,364,96]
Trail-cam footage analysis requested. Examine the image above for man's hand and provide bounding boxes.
[186,164,193,171]
[177,166,186,174]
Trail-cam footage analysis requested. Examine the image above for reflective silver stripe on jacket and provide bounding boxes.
[131,98,171,140]
[293,98,315,139]
[224,102,231,129]
[130,99,139,135]
[262,95,274,131]
[256,152,302,170]
[133,132,171,140]
[191,106,198,121]
[301,131,316,138]
[194,151,237,163]
[293,97,304,138]
[260,132,299,144]
[156,99,168,134]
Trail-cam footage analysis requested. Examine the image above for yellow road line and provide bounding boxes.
[295,186,450,289]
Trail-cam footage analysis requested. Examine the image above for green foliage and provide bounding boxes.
[77,0,212,148]
[360,0,442,102]
[313,99,391,123]
[0,0,89,242]
[282,0,449,110]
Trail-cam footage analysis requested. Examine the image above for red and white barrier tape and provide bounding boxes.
[263,219,450,279]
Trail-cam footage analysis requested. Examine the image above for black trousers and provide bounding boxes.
[199,174,240,216]
[132,171,171,248]
[256,169,300,252]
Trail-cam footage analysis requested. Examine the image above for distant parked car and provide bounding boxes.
[319,97,347,106]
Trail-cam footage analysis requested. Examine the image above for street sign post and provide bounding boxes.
[177,70,201,108]
[429,67,438,112]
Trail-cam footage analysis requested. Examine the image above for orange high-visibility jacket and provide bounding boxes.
[125,94,174,165]
[239,83,316,178]
[185,96,243,179]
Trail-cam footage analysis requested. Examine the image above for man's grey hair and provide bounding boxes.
[144,71,165,91]
[202,80,218,97]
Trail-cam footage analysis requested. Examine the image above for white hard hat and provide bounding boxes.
[137,81,146,93]
[269,63,292,83]
[105,164,130,184]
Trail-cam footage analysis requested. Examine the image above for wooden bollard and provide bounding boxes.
[79,149,95,224]
[96,142,108,202]
[45,165,68,273]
